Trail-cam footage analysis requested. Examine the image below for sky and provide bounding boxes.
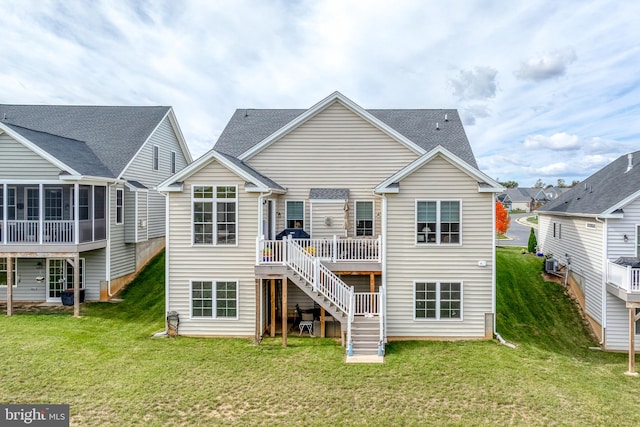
[1,0,639,187]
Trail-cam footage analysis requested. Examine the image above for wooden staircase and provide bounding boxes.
[283,237,384,360]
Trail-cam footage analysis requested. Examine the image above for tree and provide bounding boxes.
[556,178,566,188]
[495,201,510,234]
[570,180,581,187]
[498,180,518,188]
[527,227,537,253]
[533,179,545,188]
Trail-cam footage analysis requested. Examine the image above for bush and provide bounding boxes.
[527,227,537,253]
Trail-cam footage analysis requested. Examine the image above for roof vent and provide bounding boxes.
[444,113,448,122]
[626,153,633,173]
[2,113,5,120]
[435,122,439,130]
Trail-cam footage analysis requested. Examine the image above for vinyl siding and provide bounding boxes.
[124,188,136,243]
[0,258,46,301]
[109,184,136,279]
[604,293,635,350]
[120,116,189,239]
[385,155,494,337]
[167,160,258,336]
[0,134,62,179]
[82,248,106,301]
[310,202,347,238]
[606,198,640,259]
[538,214,604,324]
[247,101,417,236]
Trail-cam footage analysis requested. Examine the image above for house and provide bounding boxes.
[500,187,536,212]
[0,105,192,312]
[538,151,640,352]
[158,92,502,359]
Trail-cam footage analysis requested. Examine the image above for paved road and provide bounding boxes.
[498,213,537,247]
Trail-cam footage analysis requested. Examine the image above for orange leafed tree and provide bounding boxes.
[496,201,510,234]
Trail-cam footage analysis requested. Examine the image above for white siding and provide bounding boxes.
[167,160,258,336]
[109,184,136,279]
[83,248,107,301]
[120,117,189,239]
[385,155,494,337]
[607,198,640,259]
[248,101,417,236]
[0,258,46,301]
[604,293,633,351]
[539,214,604,324]
[0,134,61,179]
[310,202,346,238]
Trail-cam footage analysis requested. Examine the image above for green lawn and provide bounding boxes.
[1,250,639,426]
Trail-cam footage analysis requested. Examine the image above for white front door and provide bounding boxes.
[46,258,84,302]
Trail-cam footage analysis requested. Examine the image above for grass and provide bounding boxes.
[1,249,640,425]
[526,215,539,225]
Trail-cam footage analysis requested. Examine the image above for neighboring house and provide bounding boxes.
[0,105,192,308]
[500,188,536,212]
[538,152,640,351]
[159,92,502,359]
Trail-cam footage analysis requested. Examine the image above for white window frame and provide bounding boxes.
[153,145,159,171]
[355,200,375,237]
[6,187,17,220]
[0,258,18,288]
[415,200,462,245]
[171,151,177,174]
[44,187,63,220]
[191,185,238,246]
[190,279,239,320]
[115,188,124,225]
[285,200,305,229]
[413,280,463,321]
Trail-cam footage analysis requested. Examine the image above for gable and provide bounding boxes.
[246,101,419,191]
[0,132,62,179]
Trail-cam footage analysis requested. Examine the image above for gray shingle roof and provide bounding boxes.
[0,104,170,178]
[214,108,477,168]
[215,150,285,191]
[538,151,640,215]
[309,188,349,200]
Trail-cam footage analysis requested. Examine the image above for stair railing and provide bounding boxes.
[347,286,354,356]
[285,236,352,317]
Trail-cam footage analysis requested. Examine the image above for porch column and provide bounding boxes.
[626,303,640,376]
[282,277,287,348]
[73,255,80,318]
[38,183,44,244]
[320,307,325,338]
[270,279,276,337]
[74,183,79,245]
[2,184,6,245]
[6,257,13,316]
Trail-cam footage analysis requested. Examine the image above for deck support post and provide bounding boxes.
[626,302,640,377]
[73,255,80,318]
[255,279,260,344]
[270,279,276,337]
[320,307,325,338]
[6,257,13,316]
[282,277,287,348]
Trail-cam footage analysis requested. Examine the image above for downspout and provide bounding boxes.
[106,183,114,297]
[596,215,606,345]
[372,191,388,344]
[164,191,170,326]
[258,190,272,238]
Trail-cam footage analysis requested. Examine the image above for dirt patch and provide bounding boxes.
[0,302,73,315]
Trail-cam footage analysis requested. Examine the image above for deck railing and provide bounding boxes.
[354,292,380,315]
[606,260,640,292]
[256,235,381,264]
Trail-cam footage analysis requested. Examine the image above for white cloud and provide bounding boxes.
[450,67,498,101]
[0,0,639,187]
[515,48,577,81]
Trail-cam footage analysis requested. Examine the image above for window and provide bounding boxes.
[25,187,39,220]
[79,186,91,220]
[153,145,159,171]
[355,201,374,236]
[415,281,462,320]
[286,201,304,229]
[44,188,63,220]
[6,187,16,220]
[191,280,238,318]
[416,201,460,244]
[116,188,124,225]
[171,151,177,174]
[0,258,9,286]
[553,222,561,239]
[193,185,237,245]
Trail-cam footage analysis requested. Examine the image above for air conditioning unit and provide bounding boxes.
[545,258,558,273]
